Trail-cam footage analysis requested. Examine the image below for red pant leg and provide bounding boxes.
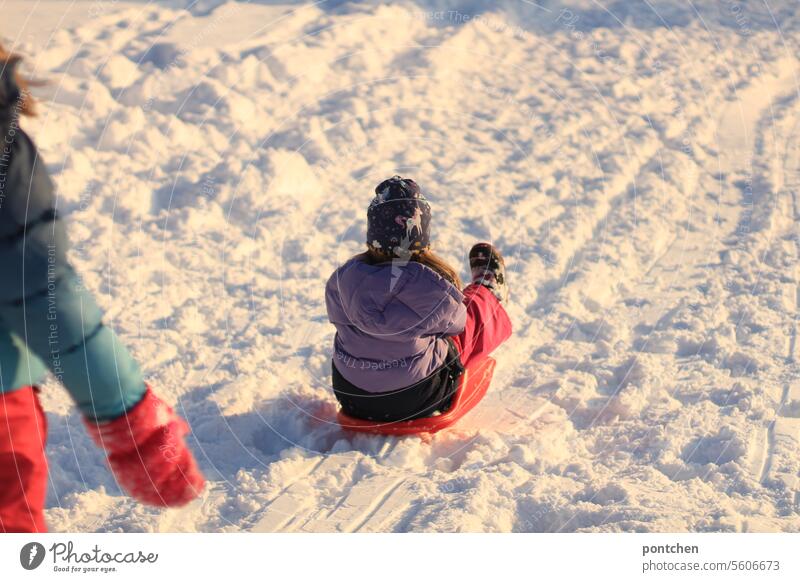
[451,283,512,366]
[0,386,48,533]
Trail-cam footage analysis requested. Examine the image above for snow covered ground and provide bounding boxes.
[5,0,800,532]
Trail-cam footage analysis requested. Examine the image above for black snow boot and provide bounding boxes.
[468,243,509,303]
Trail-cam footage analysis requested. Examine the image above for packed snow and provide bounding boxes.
[4,0,800,532]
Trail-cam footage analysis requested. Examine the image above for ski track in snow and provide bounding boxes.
[4,0,800,532]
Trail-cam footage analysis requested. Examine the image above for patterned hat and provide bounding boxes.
[367,176,432,258]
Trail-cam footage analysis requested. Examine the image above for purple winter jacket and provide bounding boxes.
[325,257,467,393]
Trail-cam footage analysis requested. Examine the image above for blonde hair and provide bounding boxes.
[356,247,463,290]
[0,42,38,116]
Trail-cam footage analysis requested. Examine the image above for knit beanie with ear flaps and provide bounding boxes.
[367,175,432,258]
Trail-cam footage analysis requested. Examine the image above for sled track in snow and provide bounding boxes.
[530,145,663,313]
[572,63,800,532]
[700,66,800,503]
[251,456,361,532]
[310,474,408,533]
[753,87,800,494]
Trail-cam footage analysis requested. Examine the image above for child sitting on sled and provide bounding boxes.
[0,46,204,533]
[325,175,512,422]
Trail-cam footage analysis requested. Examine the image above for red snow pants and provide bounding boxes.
[0,386,48,533]
[451,283,513,366]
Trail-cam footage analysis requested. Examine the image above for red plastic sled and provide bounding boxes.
[337,357,496,435]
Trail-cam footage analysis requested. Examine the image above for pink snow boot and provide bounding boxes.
[84,386,205,507]
[0,386,48,533]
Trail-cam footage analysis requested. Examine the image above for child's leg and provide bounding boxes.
[0,272,147,422]
[450,283,512,367]
[0,386,48,533]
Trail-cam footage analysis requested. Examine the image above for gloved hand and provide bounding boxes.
[84,386,205,507]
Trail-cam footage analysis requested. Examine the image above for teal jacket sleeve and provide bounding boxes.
[0,121,146,420]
